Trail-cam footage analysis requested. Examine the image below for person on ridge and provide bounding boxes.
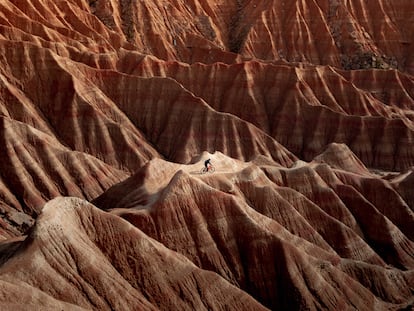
[204,158,212,171]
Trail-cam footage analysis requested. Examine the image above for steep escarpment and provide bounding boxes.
[0,115,129,237]
[0,0,413,310]
[130,57,414,169]
[89,0,414,73]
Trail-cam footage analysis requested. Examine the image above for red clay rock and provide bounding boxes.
[94,153,414,309]
[0,197,266,310]
[0,0,413,310]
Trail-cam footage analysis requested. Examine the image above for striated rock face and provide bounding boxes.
[93,151,414,310]
[0,197,266,310]
[88,0,414,73]
[130,58,414,169]
[0,0,413,310]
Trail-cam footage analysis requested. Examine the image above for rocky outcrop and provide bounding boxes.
[93,152,414,310]
[0,0,413,310]
[130,57,414,169]
[0,197,266,310]
[87,0,414,73]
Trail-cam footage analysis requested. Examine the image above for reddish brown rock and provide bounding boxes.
[0,197,266,310]
[94,153,414,309]
[0,0,413,310]
[128,58,414,170]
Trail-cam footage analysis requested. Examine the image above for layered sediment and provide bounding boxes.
[0,0,413,310]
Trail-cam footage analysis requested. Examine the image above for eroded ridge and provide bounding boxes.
[0,0,413,309]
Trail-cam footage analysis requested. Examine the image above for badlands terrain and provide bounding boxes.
[0,0,413,310]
